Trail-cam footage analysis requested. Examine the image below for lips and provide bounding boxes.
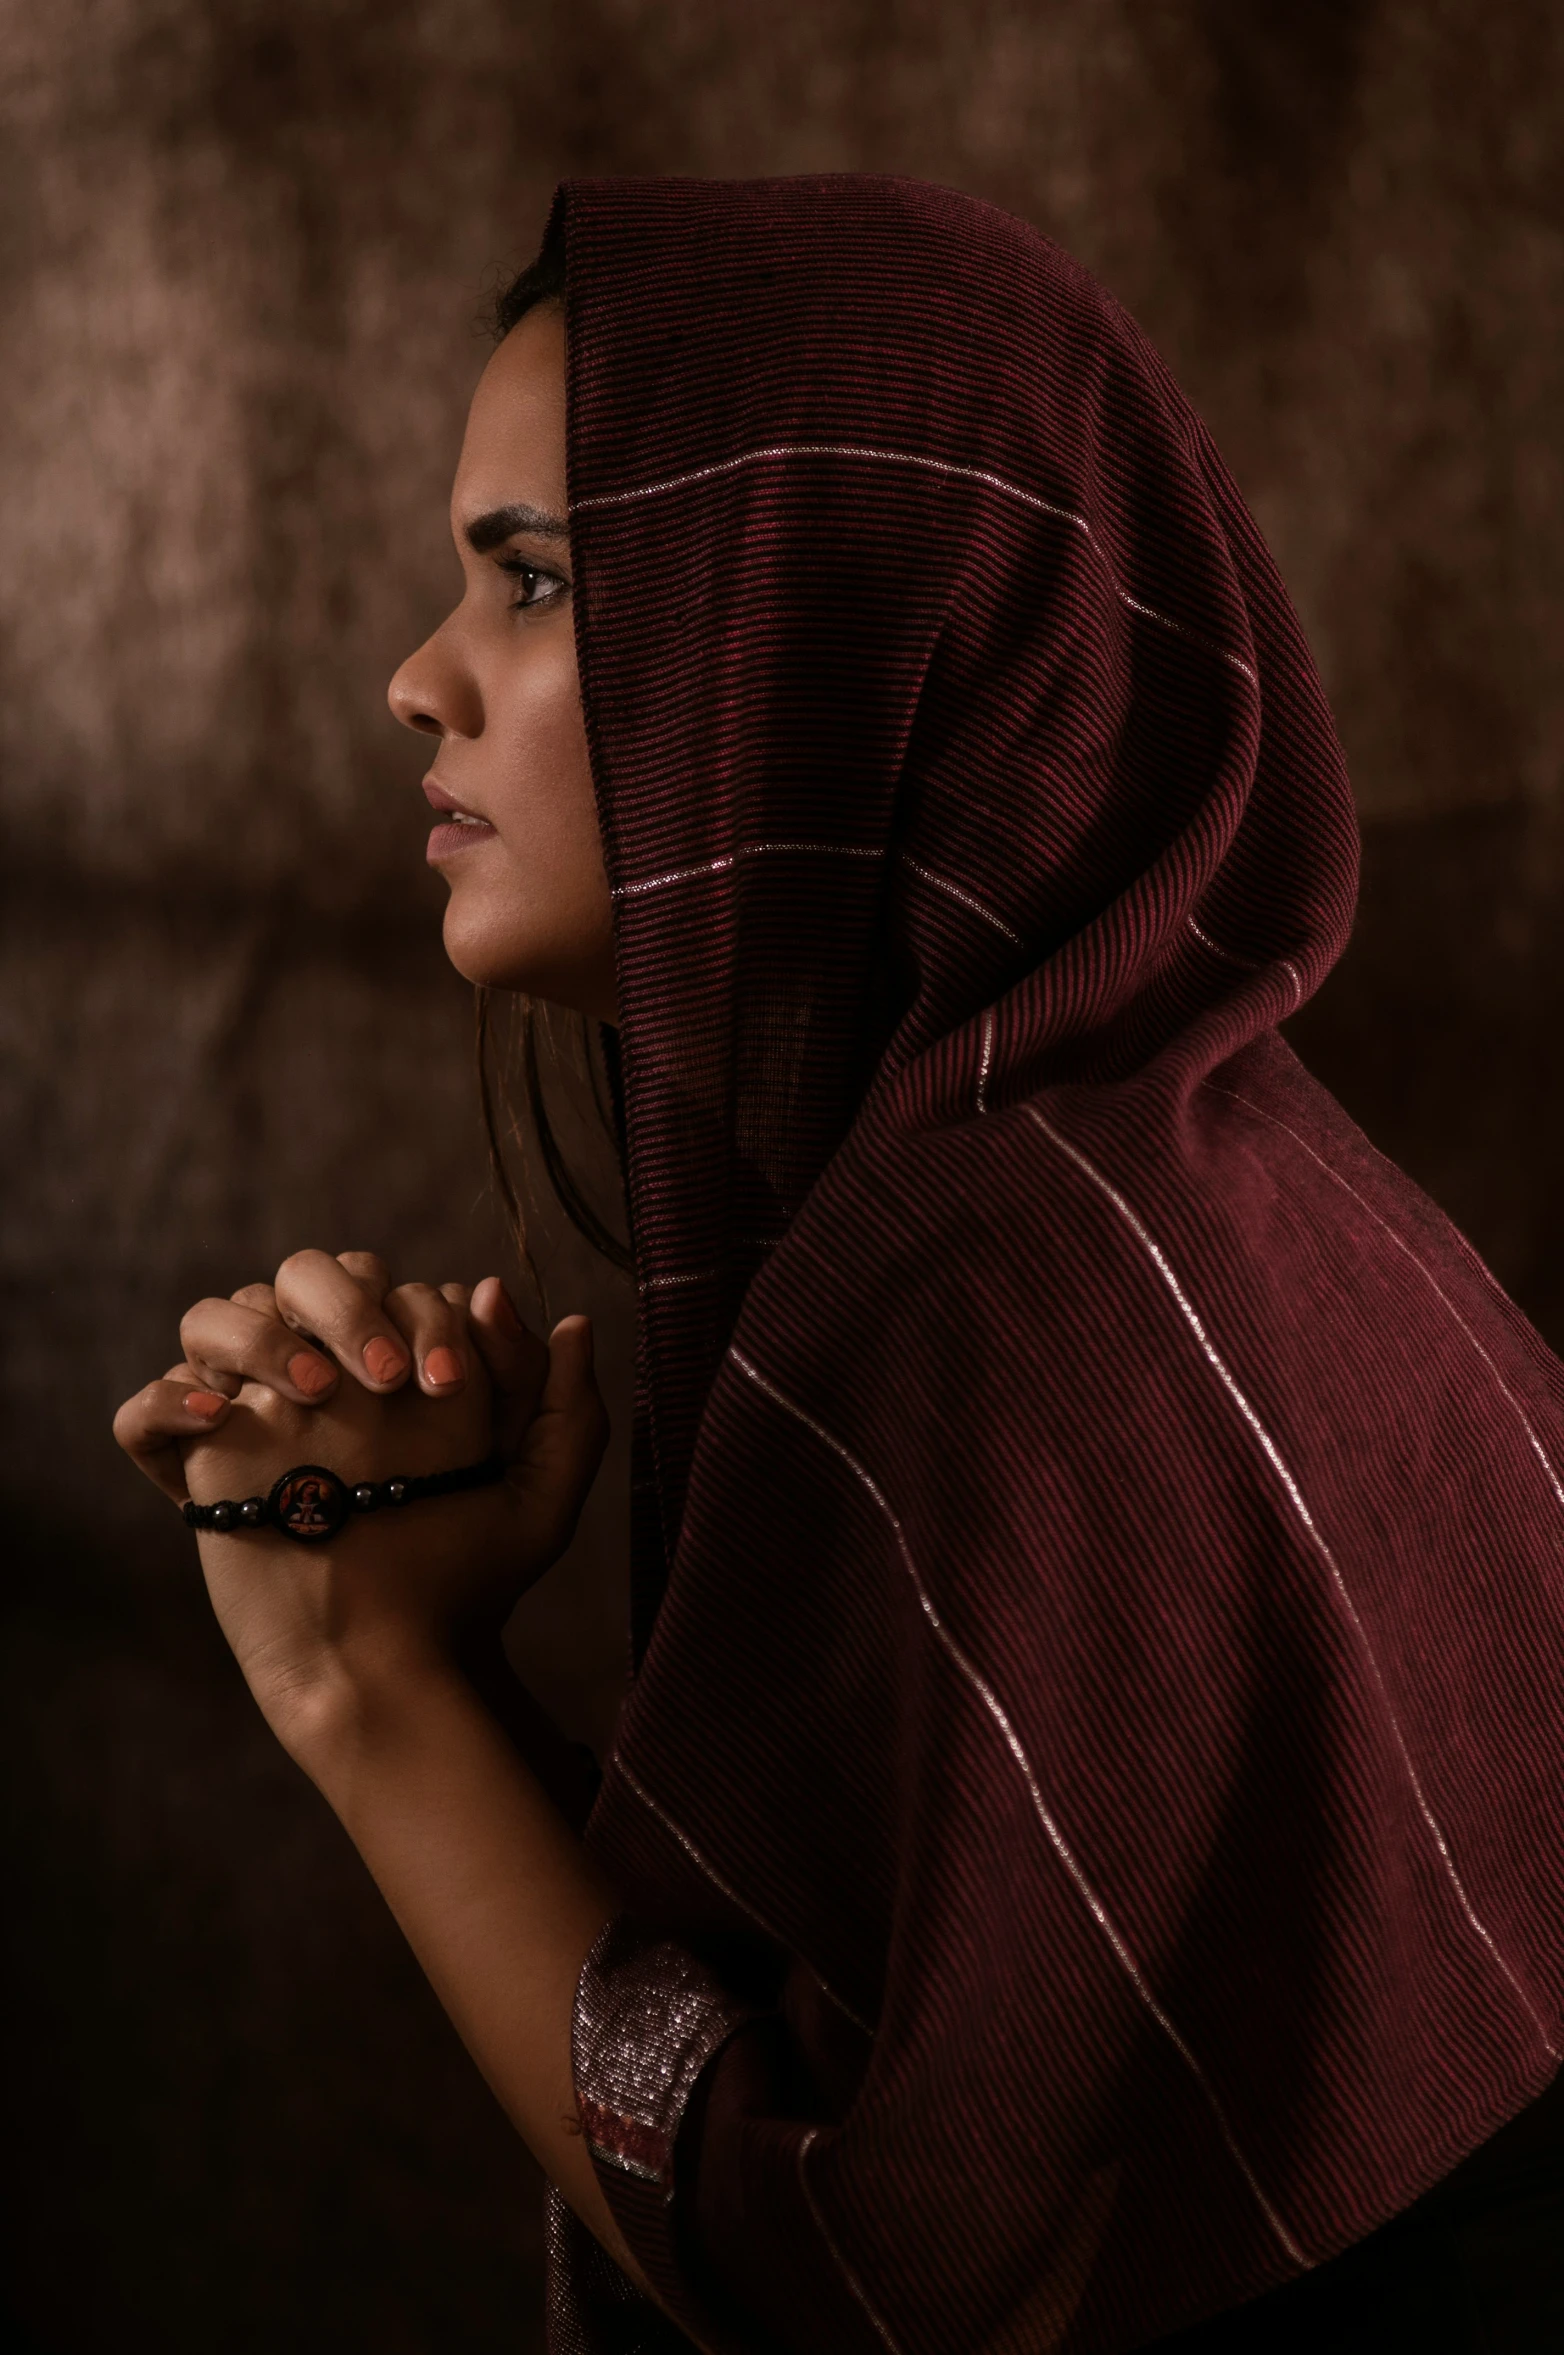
[423,777,497,861]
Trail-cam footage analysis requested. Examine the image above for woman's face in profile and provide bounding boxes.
[388,303,617,1023]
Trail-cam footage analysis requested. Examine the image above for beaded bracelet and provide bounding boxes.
[183,1455,508,1545]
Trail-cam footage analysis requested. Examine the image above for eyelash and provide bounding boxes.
[497,557,567,611]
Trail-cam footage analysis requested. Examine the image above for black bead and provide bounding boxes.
[212,1500,235,1530]
[240,1498,264,1525]
[353,1483,376,1511]
[387,1480,408,1505]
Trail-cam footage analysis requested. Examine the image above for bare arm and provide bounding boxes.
[113,1253,650,2293]
[284,1646,637,2279]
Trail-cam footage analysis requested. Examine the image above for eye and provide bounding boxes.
[497,556,567,611]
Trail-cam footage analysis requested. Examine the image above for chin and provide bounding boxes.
[441,898,529,992]
[440,901,616,1022]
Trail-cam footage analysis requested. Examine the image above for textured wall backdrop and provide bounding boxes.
[3,3,1561,2349]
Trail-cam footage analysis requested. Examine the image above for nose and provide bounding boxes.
[388,641,447,736]
[388,619,480,740]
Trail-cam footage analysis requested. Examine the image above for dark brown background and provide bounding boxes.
[3,3,1561,2348]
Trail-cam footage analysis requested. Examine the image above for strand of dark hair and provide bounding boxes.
[476,985,634,1300]
[522,1003,634,1274]
[492,222,566,341]
[474,985,544,1316]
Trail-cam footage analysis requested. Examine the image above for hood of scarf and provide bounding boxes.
[560,175,1356,1620]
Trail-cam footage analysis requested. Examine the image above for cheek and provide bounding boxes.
[481,640,599,869]
[437,633,611,999]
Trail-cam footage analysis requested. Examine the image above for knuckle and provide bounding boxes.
[114,1383,163,1444]
[338,1249,391,1285]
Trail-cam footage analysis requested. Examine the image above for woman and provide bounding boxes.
[113,176,1564,2351]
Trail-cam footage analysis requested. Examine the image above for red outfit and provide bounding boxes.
[544,174,1564,2351]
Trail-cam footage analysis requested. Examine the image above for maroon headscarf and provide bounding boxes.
[545,176,1564,2353]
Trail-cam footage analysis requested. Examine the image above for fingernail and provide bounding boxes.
[288,1351,335,1396]
[184,1390,228,1420]
[363,1335,409,1384]
[424,1346,464,1388]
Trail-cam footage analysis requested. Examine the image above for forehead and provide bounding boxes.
[452,304,568,526]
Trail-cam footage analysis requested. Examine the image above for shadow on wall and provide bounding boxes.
[3,0,1562,2349]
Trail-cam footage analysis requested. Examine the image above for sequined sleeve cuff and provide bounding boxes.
[570,1914,761,2326]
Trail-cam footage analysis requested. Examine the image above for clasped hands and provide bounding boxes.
[113,1251,609,1756]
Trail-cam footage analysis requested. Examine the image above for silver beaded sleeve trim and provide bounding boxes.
[572,1917,757,2199]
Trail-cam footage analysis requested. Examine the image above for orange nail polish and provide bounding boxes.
[289,1351,334,1396]
[184,1390,228,1419]
[363,1335,408,1384]
[424,1346,463,1388]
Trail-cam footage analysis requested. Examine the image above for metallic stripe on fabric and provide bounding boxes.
[612,841,881,901]
[976,1007,995,1116]
[900,857,1025,946]
[1185,917,1258,970]
[726,1343,1307,2266]
[796,2128,906,2355]
[1206,1083,1564,1517]
[1026,1107,1558,2061]
[574,438,1260,682]
[613,1755,875,2036]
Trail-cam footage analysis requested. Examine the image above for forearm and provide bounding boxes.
[276,1651,642,2287]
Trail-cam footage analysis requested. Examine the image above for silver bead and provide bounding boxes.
[241,1498,264,1526]
[353,1483,376,1510]
[387,1480,408,1505]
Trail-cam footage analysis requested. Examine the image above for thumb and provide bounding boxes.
[470,1275,550,1443]
[508,1314,609,1558]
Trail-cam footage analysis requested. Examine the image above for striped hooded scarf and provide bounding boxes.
[539,175,1564,2353]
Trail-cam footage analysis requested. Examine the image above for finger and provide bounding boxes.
[508,1315,609,1556]
[272,1249,411,1391]
[335,1249,392,1297]
[470,1276,550,1402]
[383,1281,472,1395]
[230,1281,278,1314]
[112,1375,233,1504]
[470,1277,550,1455]
[179,1295,338,1403]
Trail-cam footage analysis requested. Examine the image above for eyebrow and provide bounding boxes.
[464,501,570,553]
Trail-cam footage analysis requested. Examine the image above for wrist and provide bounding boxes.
[253,1624,472,1778]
